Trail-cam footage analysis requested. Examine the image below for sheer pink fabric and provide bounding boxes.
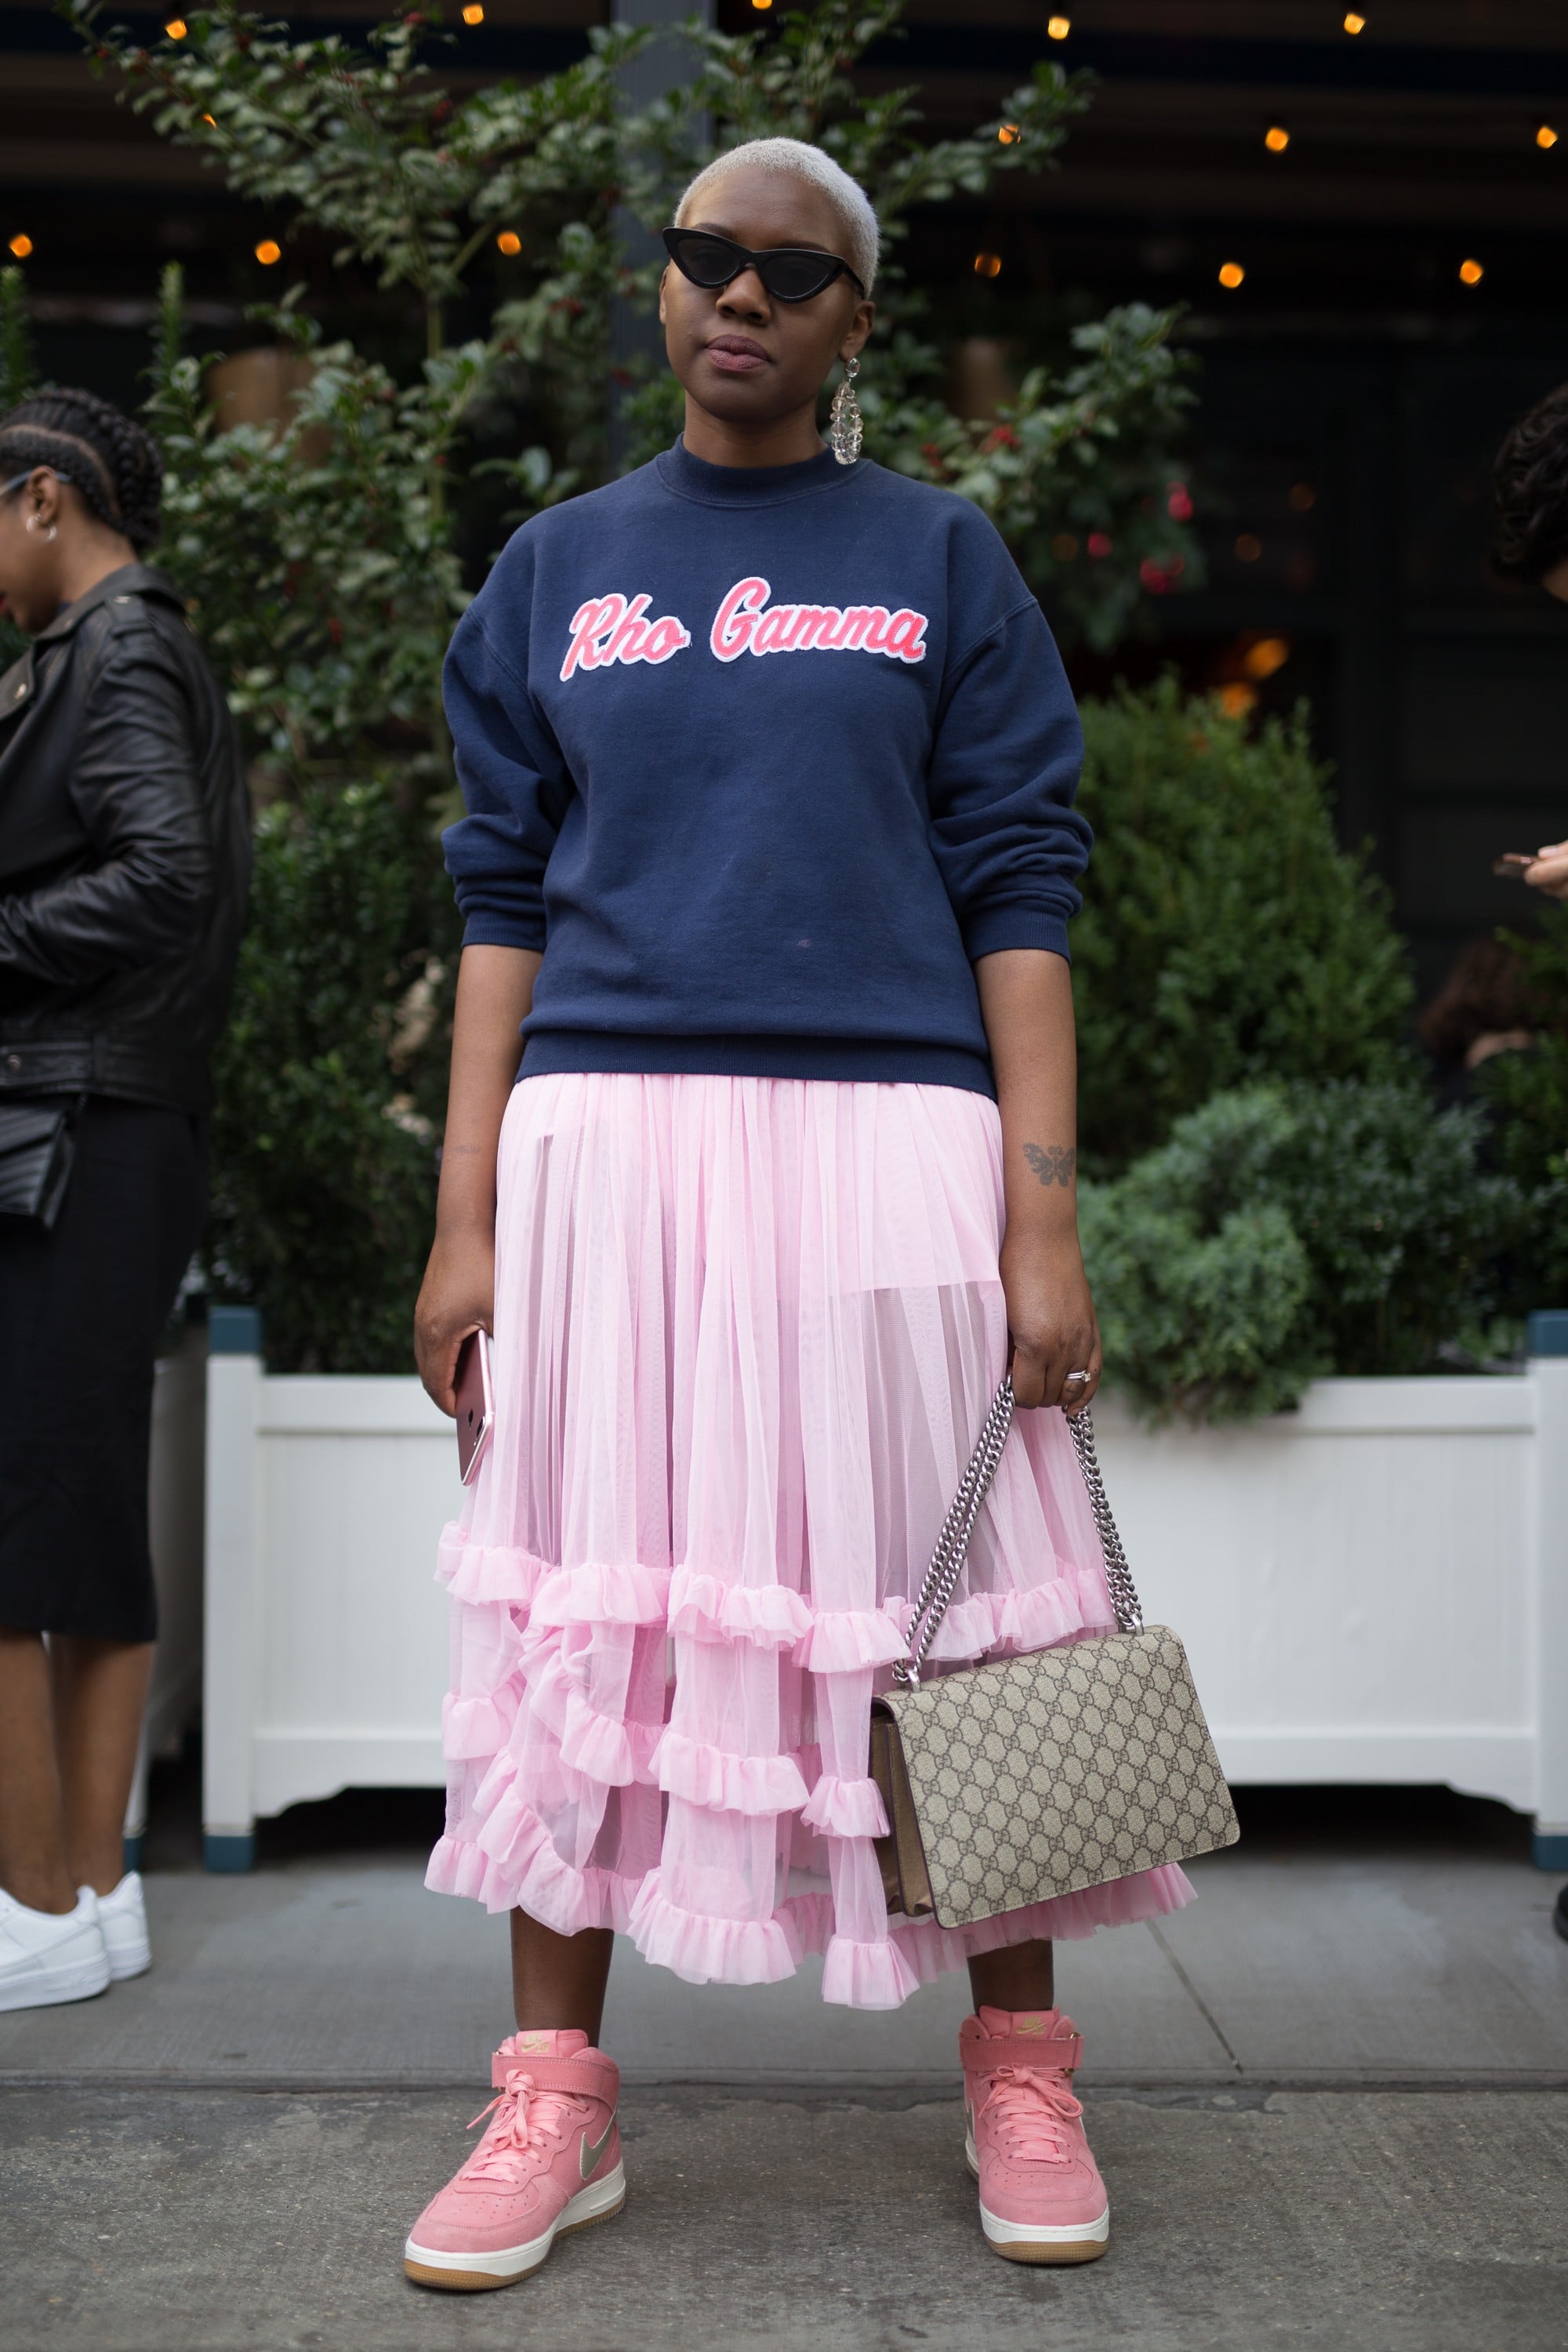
[427,1073,1192,2008]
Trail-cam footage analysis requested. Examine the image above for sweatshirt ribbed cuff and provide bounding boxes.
[460,913,546,953]
[960,906,1073,964]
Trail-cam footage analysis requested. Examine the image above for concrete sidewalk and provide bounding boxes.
[2,1784,1565,2349]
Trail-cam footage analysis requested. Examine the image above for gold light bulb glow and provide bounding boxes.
[997,123,1020,144]
[255,239,281,266]
[1047,16,1071,38]
[9,233,33,260]
[973,251,1002,278]
[1243,637,1291,682]
[164,17,187,35]
[1343,11,1366,31]
[496,230,522,256]
[1538,125,1559,150]
[1459,257,1483,285]
[1265,125,1290,153]
[1218,260,1245,289]
[462,3,484,19]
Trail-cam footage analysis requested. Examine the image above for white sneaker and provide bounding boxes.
[0,1886,111,2013]
[97,1871,151,1981]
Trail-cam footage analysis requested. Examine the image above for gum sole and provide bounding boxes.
[989,2234,1109,2267]
[404,2194,626,2292]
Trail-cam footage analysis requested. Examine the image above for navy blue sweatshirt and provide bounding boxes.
[443,438,1090,1098]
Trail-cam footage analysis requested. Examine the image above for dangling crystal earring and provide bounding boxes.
[828,354,863,467]
[27,513,56,543]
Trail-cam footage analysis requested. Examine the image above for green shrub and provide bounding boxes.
[205,779,459,1373]
[1073,680,1414,1173]
[1081,1079,1521,1421]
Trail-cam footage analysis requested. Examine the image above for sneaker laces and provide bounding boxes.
[977,2063,1083,2167]
[463,2065,588,2185]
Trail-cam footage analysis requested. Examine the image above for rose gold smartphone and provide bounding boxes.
[455,1327,495,1486]
[1493,852,1535,878]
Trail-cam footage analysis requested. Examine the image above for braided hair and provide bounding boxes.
[0,387,162,554]
[1493,379,1568,586]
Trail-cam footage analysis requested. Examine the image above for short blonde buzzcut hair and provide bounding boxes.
[675,137,880,292]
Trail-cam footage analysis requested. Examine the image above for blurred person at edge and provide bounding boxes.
[1494,382,1568,901]
[1493,384,1568,1951]
[0,392,249,2012]
[1417,935,1538,1118]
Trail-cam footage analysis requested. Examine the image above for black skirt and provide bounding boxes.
[0,1097,207,1642]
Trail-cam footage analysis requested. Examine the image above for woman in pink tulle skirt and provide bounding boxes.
[402,137,1191,2288]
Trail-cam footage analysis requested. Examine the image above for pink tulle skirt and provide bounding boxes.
[426,1072,1192,2008]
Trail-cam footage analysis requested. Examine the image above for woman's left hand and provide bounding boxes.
[1000,1224,1102,1414]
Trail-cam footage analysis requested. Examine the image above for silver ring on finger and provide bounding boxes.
[1065,1370,1091,1383]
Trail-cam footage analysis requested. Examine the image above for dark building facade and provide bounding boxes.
[5,0,1568,982]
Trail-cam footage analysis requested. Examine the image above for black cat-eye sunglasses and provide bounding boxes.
[660,227,866,304]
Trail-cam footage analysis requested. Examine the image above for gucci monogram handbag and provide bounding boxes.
[869,1380,1239,1929]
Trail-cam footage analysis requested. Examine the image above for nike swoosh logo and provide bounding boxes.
[580,2114,616,2181]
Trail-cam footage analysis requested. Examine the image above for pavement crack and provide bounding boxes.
[1148,1920,1243,2071]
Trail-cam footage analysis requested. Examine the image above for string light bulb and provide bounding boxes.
[997,123,1020,144]
[1343,12,1366,31]
[1243,637,1290,681]
[751,1,772,10]
[9,233,33,260]
[1047,16,1070,38]
[164,17,187,36]
[462,3,484,20]
[1218,260,1245,289]
[1538,125,1559,150]
[1458,257,1483,285]
[973,250,1002,278]
[201,112,216,125]
[1265,125,1290,153]
[255,240,281,266]
[496,230,521,256]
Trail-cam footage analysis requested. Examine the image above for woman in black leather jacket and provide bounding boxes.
[0,390,249,2009]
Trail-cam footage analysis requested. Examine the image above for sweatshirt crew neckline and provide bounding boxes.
[655,436,860,509]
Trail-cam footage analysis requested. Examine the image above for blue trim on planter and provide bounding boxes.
[1532,1831,1568,1871]
[204,1832,256,1873]
[1526,1310,1568,1359]
[208,1305,263,1356]
[122,1832,144,1875]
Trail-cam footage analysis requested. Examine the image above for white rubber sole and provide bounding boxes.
[103,1931,151,1983]
[0,1942,111,2013]
[404,2162,626,2291]
[965,2132,1111,2264]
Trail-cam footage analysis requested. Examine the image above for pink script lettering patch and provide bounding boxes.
[710,576,929,665]
[559,579,931,678]
[560,593,692,681]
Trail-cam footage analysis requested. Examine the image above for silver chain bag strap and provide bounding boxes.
[868,1379,1239,1929]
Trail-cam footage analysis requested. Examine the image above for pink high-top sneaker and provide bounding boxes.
[404,2029,625,2290]
[959,2006,1110,2263]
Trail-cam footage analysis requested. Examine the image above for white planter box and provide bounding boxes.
[198,1324,1568,1871]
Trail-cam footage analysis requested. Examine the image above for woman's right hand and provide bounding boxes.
[1526,840,1568,901]
[415,1229,495,1417]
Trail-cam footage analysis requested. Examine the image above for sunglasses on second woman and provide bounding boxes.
[661,227,866,304]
